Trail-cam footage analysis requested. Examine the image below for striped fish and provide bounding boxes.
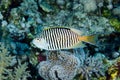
[32,28,97,50]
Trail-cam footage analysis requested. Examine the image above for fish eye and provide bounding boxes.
[36,38,40,41]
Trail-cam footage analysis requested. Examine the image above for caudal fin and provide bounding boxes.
[79,35,98,45]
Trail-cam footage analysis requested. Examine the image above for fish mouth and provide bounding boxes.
[30,40,37,48]
[30,40,44,51]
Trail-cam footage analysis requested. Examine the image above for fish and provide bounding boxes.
[32,27,97,50]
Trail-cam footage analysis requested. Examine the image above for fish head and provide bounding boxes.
[32,38,49,50]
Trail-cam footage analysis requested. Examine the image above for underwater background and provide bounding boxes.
[0,0,120,80]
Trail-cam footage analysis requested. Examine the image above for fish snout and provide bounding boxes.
[31,39,38,48]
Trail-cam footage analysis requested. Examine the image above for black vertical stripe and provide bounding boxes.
[52,29,55,49]
[57,28,61,49]
[77,35,79,42]
[46,30,50,49]
[54,29,57,49]
[70,32,73,46]
[62,29,66,48]
[67,30,72,47]
[72,32,76,46]
[70,31,73,46]
[59,29,62,49]
[51,29,55,50]
[75,33,79,44]
[42,30,46,38]
[57,28,60,49]
[48,29,53,50]
[65,29,68,48]
[76,34,78,43]
[44,30,49,49]
[53,29,57,49]
[59,29,63,49]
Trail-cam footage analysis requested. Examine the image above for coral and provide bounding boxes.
[98,76,107,80]
[7,23,27,40]
[0,0,12,12]
[1,0,114,42]
[107,57,120,80]
[112,6,120,17]
[74,48,106,80]
[0,43,12,80]
[74,0,113,13]
[29,52,42,67]
[0,12,3,20]
[38,0,54,12]
[0,0,120,80]
[58,51,80,69]
[111,52,120,59]
[102,8,112,18]
[106,0,113,9]
[43,10,71,27]
[0,43,30,80]
[109,18,120,32]
[0,0,23,20]
[8,60,30,80]
[6,0,42,41]
[37,61,53,80]
[42,0,114,35]
[48,65,77,80]
[81,0,97,13]
[37,51,80,80]
[113,0,120,5]
[0,12,8,41]
[56,0,65,9]
[77,56,105,80]
[37,50,107,80]
[9,41,30,55]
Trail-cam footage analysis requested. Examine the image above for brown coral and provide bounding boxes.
[37,51,80,80]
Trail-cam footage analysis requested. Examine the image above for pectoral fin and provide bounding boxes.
[68,41,86,49]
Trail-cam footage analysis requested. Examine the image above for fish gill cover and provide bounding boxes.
[0,0,120,80]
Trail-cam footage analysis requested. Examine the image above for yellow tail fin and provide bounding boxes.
[79,35,98,45]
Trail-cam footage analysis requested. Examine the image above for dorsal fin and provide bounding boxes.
[70,28,83,35]
[43,27,70,30]
[43,27,83,35]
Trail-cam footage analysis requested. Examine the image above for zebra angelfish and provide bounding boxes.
[32,27,97,50]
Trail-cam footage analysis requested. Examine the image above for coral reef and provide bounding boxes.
[37,49,108,80]
[0,0,120,80]
[41,0,114,35]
